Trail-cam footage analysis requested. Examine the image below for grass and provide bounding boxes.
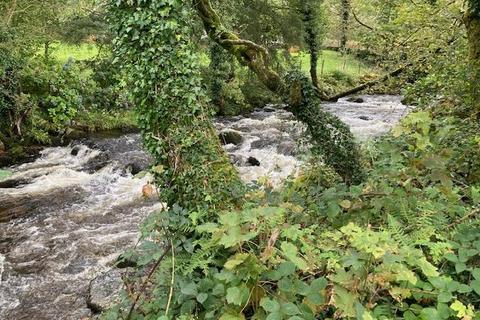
[293,50,375,78]
[36,42,99,62]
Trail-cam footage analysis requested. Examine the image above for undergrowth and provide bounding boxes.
[103,107,480,320]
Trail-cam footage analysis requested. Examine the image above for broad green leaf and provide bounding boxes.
[281,242,308,271]
[181,282,197,296]
[260,298,281,313]
[282,303,300,316]
[196,292,208,304]
[470,279,480,295]
[224,253,249,270]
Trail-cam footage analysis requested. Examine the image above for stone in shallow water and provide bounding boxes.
[87,269,124,313]
[247,157,261,166]
[218,130,243,145]
[347,96,365,103]
[358,116,371,121]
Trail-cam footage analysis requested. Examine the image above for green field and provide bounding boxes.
[293,50,374,78]
[37,43,99,62]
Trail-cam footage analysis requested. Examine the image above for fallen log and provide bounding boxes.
[325,64,410,102]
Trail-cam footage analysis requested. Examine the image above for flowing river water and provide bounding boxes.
[0,95,410,319]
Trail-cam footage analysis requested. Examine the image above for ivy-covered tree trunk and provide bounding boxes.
[194,0,364,184]
[300,1,320,88]
[109,1,243,212]
[340,0,350,54]
[464,3,480,119]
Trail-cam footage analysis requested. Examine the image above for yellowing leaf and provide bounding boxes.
[340,199,352,209]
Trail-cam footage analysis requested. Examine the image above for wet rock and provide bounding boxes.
[82,153,110,173]
[347,96,364,103]
[219,130,243,145]
[251,139,273,149]
[229,154,245,165]
[87,269,124,313]
[277,141,296,156]
[71,146,81,156]
[247,157,260,166]
[359,116,371,121]
[263,105,277,112]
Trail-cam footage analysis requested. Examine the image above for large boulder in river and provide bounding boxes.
[219,130,243,145]
[87,269,124,313]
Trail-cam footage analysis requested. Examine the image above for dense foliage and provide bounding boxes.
[2,0,480,319]
[103,1,480,320]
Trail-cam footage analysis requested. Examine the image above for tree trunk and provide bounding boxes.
[194,0,365,184]
[464,9,480,119]
[340,0,350,54]
[300,1,320,88]
[110,1,243,212]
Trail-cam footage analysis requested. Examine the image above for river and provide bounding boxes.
[0,95,410,319]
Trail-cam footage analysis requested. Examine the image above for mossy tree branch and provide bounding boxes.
[193,0,365,184]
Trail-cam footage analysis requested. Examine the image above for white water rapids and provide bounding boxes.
[0,95,410,319]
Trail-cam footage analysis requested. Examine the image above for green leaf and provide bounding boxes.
[226,286,245,306]
[277,262,296,277]
[457,284,472,293]
[260,298,281,313]
[181,282,197,296]
[472,268,480,280]
[196,292,208,304]
[281,242,308,271]
[224,253,249,270]
[470,279,480,295]
[419,308,441,320]
[281,303,300,316]
[437,291,453,303]
[455,262,467,273]
[219,313,245,320]
[334,285,356,317]
[266,312,283,320]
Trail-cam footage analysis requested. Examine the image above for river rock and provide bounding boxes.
[251,138,272,149]
[219,130,243,145]
[87,269,124,313]
[247,156,260,166]
[347,96,364,103]
[359,116,371,121]
[229,154,245,165]
[277,141,296,156]
[71,146,81,156]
